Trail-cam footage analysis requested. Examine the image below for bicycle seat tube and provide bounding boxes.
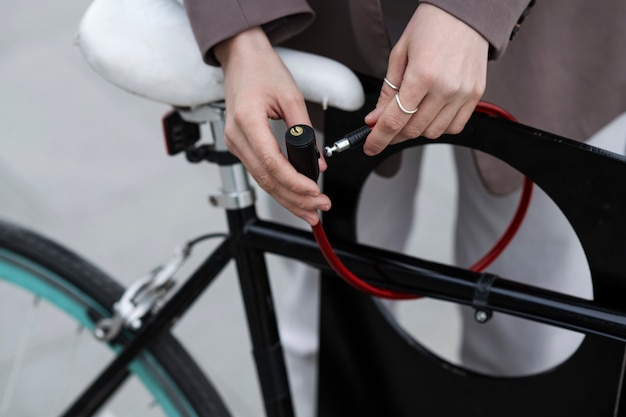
[203,104,297,417]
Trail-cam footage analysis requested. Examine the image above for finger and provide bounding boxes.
[232,118,331,223]
[365,55,406,127]
[413,101,460,140]
[279,89,312,129]
[365,42,426,155]
[239,115,318,193]
[445,99,479,135]
[364,81,398,127]
[318,153,328,173]
[385,45,408,94]
[364,87,425,155]
[391,72,482,142]
[230,134,330,224]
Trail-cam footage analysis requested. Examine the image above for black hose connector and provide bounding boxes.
[324,125,372,157]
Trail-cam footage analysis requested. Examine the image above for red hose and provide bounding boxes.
[469,102,533,272]
[313,101,533,299]
[312,223,416,299]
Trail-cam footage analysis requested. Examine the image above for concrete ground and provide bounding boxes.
[0,1,460,416]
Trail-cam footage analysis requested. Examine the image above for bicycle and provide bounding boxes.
[3,0,626,416]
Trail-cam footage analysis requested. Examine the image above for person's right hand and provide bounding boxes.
[214,27,331,226]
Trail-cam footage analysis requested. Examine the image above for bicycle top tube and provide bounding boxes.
[75,0,365,112]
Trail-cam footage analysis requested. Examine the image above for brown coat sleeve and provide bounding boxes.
[183,0,314,65]
[423,0,534,58]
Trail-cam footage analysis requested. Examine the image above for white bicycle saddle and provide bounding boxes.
[75,0,365,111]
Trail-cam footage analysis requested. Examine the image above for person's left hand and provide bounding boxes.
[364,3,489,155]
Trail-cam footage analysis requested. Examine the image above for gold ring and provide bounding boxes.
[394,93,418,114]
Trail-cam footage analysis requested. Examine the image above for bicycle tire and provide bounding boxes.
[0,218,231,417]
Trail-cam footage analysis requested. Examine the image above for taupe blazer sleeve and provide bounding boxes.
[183,0,314,65]
[423,0,534,58]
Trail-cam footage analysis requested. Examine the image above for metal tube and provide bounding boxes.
[244,219,626,343]
[227,208,295,417]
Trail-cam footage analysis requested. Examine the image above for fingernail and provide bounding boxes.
[363,146,376,156]
[364,110,378,124]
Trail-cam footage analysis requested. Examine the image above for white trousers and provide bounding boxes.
[269,113,626,417]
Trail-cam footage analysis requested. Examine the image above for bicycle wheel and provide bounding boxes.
[0,219,230,417]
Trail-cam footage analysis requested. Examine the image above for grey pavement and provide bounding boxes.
[1,2,460,416]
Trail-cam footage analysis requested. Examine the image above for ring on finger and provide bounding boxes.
[394,93,418,114]
[383,77,400,91]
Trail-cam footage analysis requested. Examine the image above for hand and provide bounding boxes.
[364,3,489,155]
[215,27,331,225]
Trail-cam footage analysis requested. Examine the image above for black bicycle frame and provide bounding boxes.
[61,105,626,416]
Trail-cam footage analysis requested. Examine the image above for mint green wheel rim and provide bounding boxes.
[0,247,197,417]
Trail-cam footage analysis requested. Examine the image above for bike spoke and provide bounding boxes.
[54,325,86,412]
[0,296,40,417]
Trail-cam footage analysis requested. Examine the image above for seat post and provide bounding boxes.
[180,103,296,417]
[179,103,257,210]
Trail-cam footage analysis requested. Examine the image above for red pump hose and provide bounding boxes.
[312,101,533,300]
